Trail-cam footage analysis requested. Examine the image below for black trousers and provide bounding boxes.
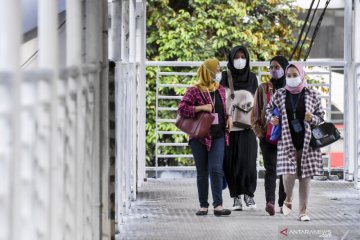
[224,130,257,198]
[260,138,286,207]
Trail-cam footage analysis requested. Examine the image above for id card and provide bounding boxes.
[211,113,219,125]
[291,118,303,133]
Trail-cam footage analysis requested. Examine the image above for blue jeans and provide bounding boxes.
[189,137,225,208]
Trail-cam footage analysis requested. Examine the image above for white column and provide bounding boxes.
[110,1,122,61]
[0,1,21,240]
[99,0,112,237]
[354,0,360,189]
[343,0,354,181]
[129,0,137,201]
[38,0,59,239]
[110,0,125,230]
[85,0,101,238]
[122,0,132,214]
[65,0,82,239]
[135,0,146,188]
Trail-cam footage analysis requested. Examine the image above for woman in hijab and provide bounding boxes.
[220,46,259,210]
[178,58,232,216]
[252,56,288,215]
[265,63,324,221]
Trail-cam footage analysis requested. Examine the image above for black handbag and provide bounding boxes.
[310,119,341,149]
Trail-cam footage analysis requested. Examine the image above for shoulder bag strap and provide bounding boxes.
[227,69,235,100]
[197,87,208,105]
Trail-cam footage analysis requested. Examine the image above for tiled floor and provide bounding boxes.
[117,178,360,240]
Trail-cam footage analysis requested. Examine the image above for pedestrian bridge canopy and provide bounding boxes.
[0,0,360,239]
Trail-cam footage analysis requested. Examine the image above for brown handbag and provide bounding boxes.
[175,112,214,138]
[175,90,215,138]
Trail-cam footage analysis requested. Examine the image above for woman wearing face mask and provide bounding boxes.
[252,56,288,216]
[178,58,233,216]
[220,46,259,210]
[265,63,324,221]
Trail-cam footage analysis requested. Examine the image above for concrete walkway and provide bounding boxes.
[117,179,360,240]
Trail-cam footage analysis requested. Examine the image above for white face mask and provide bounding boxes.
[286,76,302,87]
[233,58,247,70]
[214,72,222,82]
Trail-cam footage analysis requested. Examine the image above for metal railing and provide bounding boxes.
[147,60,346,179]
[114,62,138,223]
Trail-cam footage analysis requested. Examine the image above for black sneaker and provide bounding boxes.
[232,196,243,211]
[244,194,257,209]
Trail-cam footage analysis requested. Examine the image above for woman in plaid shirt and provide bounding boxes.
[266,63,325,221]
[178,58,233,216]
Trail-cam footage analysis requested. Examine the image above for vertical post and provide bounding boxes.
[66,0,82,239]
[109,1,122,61]
[136,0,147,188]
[85,0,101,238]
[155,71,159,179]
[354,0,360,189]
[343,0,354,181]
[38,0,59,239]
[110,0,123,230]
[121,0,131,215]
[0,1,21,240]
[129,0,137,201]
[328,67,332,176]
[100,0,111,238]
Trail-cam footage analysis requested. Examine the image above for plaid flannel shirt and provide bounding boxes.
[265,87,325,178]
[178,86,230,151]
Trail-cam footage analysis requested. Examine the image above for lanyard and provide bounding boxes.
[289,92,303,119]
[206,88,216,113]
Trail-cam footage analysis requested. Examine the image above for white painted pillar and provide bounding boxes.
[66,0,82,239]
[120,0,131,215]
[129,0,137,201]
[354,0,360,189]
[0,1,21,240]
[110,0,126,228]
[85,0,101,238]
[100,0,111,238]
[135,0,146,188]
[38,0,59,239]
[343,0,354,181]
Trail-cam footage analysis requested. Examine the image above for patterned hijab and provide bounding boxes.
[285,63,306,94]
[196,58,220,92]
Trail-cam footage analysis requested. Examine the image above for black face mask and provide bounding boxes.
[270,77,286,89]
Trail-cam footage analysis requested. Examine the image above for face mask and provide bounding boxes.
[233,58,246,70]
[270,68,284,79]
[286,76,302,87]
[214,72,222,82]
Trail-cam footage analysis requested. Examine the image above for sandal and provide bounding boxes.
[299,214,311,221]
[282,200,292,216]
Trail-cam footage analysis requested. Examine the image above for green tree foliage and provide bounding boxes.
[146,0,305,166]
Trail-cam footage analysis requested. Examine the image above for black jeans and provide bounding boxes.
[189,137,225,208]
[260,138,286,207]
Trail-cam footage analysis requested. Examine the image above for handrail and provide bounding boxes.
[146,60,346,67]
